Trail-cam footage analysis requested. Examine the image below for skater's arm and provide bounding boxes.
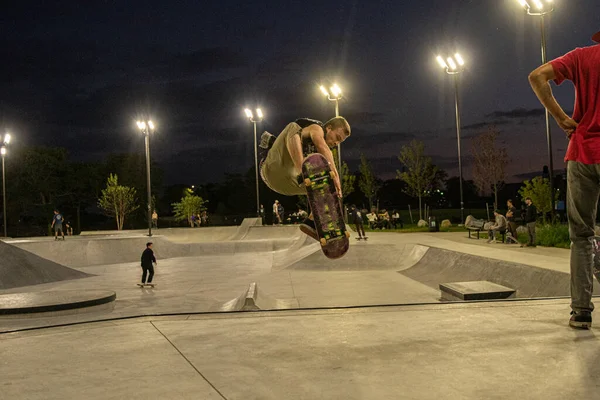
[309,126,342,196]
[528,63,578,136]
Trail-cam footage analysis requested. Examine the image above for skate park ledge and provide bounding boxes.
[440,281,516,301]
[0,290,116,316]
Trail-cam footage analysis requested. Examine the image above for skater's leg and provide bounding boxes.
[141,266,148,284]
[146,264,155,283]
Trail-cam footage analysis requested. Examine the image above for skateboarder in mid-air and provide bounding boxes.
[259,117,351,240]
[139,242,157,287]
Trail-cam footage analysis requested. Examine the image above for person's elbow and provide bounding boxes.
[528,65,552,87]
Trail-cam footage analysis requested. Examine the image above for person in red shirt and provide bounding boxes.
[528,31,600,330]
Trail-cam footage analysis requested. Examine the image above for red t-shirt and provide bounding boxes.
[550,45,600,164]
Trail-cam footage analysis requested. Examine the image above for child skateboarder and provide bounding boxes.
[51,210,65,241]
[259,117,351,240]
[139,242,157,287]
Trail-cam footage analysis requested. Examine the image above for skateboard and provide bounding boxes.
[137,283,155,288]
[301,153,350,259]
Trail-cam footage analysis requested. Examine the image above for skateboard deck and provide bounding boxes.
[302,153,350,259]
[137,283,155,288]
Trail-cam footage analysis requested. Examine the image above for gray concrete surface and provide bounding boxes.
[2,299,598,400]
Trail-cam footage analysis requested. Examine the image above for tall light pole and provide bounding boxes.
[1,133,10,238]
[245,108,263,217]
[136,119,155,237]
[436,53,466,224]
[319,84,343,171]
[516,0,556,216]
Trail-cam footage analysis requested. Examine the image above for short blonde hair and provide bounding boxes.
[324,116,351,137]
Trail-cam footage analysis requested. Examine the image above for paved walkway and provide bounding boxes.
[2,299,597,399]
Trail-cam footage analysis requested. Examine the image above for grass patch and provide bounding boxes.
[536,224,570,248]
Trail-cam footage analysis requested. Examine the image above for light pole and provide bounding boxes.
[319,84,343,171]
[136,119,155,237]
[516,0,556,216]
[1,133,10,237]
[245,108,263,217]
[436,53,466,224]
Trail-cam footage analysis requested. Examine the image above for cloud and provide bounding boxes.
[462,120,510,130]
[484,108,545,119]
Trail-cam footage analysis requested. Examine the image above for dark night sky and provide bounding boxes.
[2,1,600,185]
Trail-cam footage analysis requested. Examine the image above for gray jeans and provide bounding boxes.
[526,222,536,245]
[567,161,600,313]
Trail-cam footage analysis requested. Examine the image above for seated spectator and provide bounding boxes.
[378,209,391,229]
[391,209,403,229]
[366,211,378,229]
[487,210,507,243]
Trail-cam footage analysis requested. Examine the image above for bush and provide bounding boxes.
[536,224,570,248]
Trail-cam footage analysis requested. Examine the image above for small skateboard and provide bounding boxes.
[356,237,368,241]
[137,283,155,288]
[302,153,350,259]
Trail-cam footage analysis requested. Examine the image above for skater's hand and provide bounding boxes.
[558,116,578,138]
[334,176,343,198]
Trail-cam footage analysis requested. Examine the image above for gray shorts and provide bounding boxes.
[260,122,307,196]
[54,225,63,233]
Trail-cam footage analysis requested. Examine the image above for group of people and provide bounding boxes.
[365,209,403,230]
[485,198,537,247]
[190,211,209,227]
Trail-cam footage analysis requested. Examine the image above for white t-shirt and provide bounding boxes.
[273,203,278,213]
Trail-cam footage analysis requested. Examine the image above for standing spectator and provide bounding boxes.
[190,213,197,228]
[528,31,600,328]
[272,200,280,225]
[139,242,157,286]
[277,202,285,224]
[521,197,537,248]
[51,210,65,241]
[201,210,209,226]
[196,213,202,227]
[350,204,367,240]
[486,210,507,243]
[505,200,519,244]
[152,210,158,229]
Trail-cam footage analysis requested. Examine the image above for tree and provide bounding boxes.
[341,161,356,200]
[98,174,140,230]
[358,154,381,210]
[172,188,207,227]
[518,176,557,223]
[471,126,509,209]
[397,140,438,220]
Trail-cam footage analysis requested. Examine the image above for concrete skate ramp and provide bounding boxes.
[211,282,299,311]
[240,224,303,240]
[10,234,315,268]
[0,241,91,290]
[287,244,428,271]
[399,246,594,298]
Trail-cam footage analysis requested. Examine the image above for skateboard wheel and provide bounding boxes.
[345,231,351,238]
[320,238,327,246]
[304,178,311,187]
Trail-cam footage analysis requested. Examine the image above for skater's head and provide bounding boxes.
[323,116,351,148]
[146,242,153,249]
[53,209,59,214]
[525,197,532,206]
[507,199,513,207]
[494,209,501,216]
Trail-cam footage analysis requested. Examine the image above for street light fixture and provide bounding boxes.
[136,119,155,237]
[436,52,466,224]
[515,0,556,216]
[244,108,264,218]
[319,84,343,171]
[1,133,11,237]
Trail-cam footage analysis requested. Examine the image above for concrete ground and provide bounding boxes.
[1,225,592,399]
